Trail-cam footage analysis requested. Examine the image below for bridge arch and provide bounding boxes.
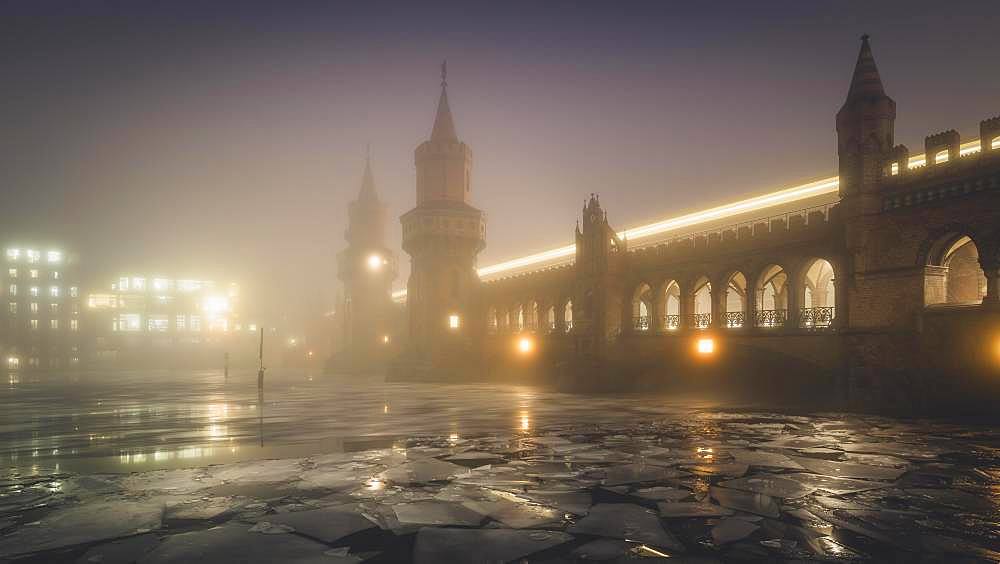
[631,282,654,332]
[798,258,837,328]
[563,298,574,332]
[924,231,987,305]
[755,264,789,328]
[527,300,540,332]
[723,271,748,328]
[487,306,499,334]
[657,279,681,331]
[690,275,712,329]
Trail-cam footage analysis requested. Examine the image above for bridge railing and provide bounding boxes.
[799,307,835,329]
[633,316,651,332]
[754,309,788,328]
[664,315,681,331]
[688,313,712,329]
[723,311,745,328]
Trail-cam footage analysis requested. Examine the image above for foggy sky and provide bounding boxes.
[2,1,998,329]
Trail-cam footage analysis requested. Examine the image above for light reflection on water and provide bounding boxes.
[0,368,715,474]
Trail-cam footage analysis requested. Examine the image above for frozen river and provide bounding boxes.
[1,369,999,562]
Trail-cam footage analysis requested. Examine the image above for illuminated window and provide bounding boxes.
[29,287,38,297]
[26,250,39,263]
[46,251,61,263]
[248,324,257,332]
[49,303,58,314]
[49,286,59,297]
[30,319,38,330]
[29,303,38,314]
[148,315,169,332]
[70,357,79,365]
[890,162,899,176]
[178,280,202,292]
[190,315,201,331]
[448,314,460,329]
[8,284,16,297]
[119,314,141,332]
[69,286,78,298]
[132,277,146,291]
[118,277,129,291]
[50,319,59,330]
[7,269,15,278]
[153,278,170,292]
[70,319,78,331]
[6,356,19,370]
[993,137,1000,150]
[29,269,38,279]
[176,315,186,331]
[52,271,60,280]
[934,150,949,164]
[5,249,20,261]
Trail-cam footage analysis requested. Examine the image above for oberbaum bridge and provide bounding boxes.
[333,37,1000,410]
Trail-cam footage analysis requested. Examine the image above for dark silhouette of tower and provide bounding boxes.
[396,62,486,378]
[333,151,397,372]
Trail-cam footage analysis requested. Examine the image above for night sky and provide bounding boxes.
[2,1,998,327]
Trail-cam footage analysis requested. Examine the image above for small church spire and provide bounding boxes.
[844,34,887,105]
[358,147,379,203]
[430,60,459,142]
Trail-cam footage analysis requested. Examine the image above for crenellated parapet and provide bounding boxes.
[982,116,1000,153]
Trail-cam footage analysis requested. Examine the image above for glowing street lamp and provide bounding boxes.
[696,338,715,355]
[382,335,391,344]
[517,336,535,355]
[366,254,385,271]
[448,314,460,330]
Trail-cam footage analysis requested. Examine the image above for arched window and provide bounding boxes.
[926,235,986,305]
[800,259,836,328]
[756,265,788,327]
[691,276,712,328]
[631,283,653,332]
[529,301,540,331]
[546,305,556,332]
[516,304,525,332]
[487,307,498,334]
[724,272,747,328]
[563,300,574,332]
[663,280,680,330]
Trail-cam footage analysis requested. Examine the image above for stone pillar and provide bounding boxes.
[652,285,666,332]
[680,281,695,331]
[786,269,803,330]
[746,280,758,331]
[983,265,1000,308]
[712,276,727,328]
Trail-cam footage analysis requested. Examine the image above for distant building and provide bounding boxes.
[1,246,84,371]
[87,276,255,368]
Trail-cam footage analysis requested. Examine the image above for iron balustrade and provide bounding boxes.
[663,315,681,331]
[723,311,745,328]
[633,316,651,331]
[799,307,835,328]
[548,321,557,333]
[689,313,712,329]
[564,320,574,333]
[755,309,788,328]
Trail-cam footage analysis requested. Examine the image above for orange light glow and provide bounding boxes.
[517,336,535,354]
[697,338,715,355]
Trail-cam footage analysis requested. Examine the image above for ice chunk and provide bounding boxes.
[596,463,689,486]
[298,466,368,491]
[121,468,222,494]
[413,527,573,564]
[711,518,759,545]
[717,475,816,500]
[632,486,692,502]
[379,458,468,485]
[903,487,996,512]
[790,457,904,481]
[258,506,376,543]
[248,522,295,534]
[569,503,684,552]
[165,496,242,521]
[571,538,628,560]
[680,463,748,478]
[138,522,334,563]
[657,501,733,518]
[731,450,805,470]
[520,489,592,516]
[783,473,889,495]
[0,499,163,557]
[461,492,563,529]
[77,533,160,564]
[392,500,484,526]
[709,486,780,518]
[211,459,305,484]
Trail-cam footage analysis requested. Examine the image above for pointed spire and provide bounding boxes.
[844,34,887,104]
[358,147,379,203]
[430,60,459,142]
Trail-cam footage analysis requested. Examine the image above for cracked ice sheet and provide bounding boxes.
[459,489,564,528]
[783,473,890,495]
[209,458,306,484]
[0,499,164,557]
[121,468,222,494]
[413,527,573,564]
[593,463,689,486]
[711,517,760,545]
[378,458,468,485]
[789,456,905,481]
[568,503,684,552]
[657,502,734,518]
[717,475,816,500]
[136,522,342,564]
[255,506,377,543]
[392,500,484,526]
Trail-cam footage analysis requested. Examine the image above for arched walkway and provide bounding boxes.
[724,272,748,328]
[631,283,653,332]
[756,264,788,328]
[691,276,712,329]
[800,259,836,328]
[487,307,498,334]
[926,234,987,305]
[663,280,681,331]
[545,305,556,333]
[563,300,574,333]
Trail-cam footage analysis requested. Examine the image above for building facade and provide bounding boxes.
[1,246,83,371]
[332,153,399,372]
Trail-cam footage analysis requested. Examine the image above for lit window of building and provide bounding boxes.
[52,271,60,280]
[70,319,78,331]
[26,250,40,263]
[119,314,141,332]
[29,269,38,279]
[30,319,38,330]
[8,284,16,296]
[132,277,146,291]
[5,249,20,261]
[46,251,62,263]
[50,303,58,314]
[118,277,129,291]
[30,303,38,314]
[176,315,186,331]
[190,315,201,331]
[7,268,15,278]
[6,356,19,370]
[29,286,38,297]
[69,286,78,297]
[153,278,170,292]
[50,319,59,330]
[50,286,60,298]
[8,303,15,314]
[178,280,202,292]
[148,315,169,332]
[449,314,460,329]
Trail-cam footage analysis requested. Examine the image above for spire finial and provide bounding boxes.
[441,60,447,88]
[430,61,458,142]
[860,33,870,42]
